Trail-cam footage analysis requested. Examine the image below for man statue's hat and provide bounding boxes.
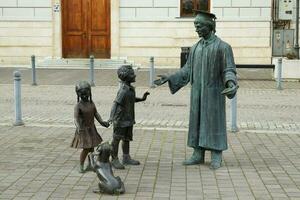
[193,10,216,21]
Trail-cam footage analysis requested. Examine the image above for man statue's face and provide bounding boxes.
[194,15,211,38]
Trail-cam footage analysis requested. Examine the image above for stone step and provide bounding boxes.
[37,58,135,69]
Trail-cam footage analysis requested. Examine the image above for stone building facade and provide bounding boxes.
[0,0,298,67]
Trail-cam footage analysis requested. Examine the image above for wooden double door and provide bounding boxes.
[62,0,110,58]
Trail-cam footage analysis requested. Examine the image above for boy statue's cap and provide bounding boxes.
[193,10,216,21]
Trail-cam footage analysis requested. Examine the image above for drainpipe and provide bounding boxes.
[296,0,299,59]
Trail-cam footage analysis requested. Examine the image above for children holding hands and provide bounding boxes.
[71,64,150,173]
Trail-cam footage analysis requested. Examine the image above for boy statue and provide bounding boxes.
[109,65,150,169]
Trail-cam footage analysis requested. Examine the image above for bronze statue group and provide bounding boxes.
[70,10,238,195]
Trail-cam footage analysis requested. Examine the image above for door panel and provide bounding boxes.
[65,35,85,57]
[66,0,83,31]
[90,36,109,56]
[91,0,107,31]
[62,0,110,58]
[62,0,87,58]
[89,0,110,57]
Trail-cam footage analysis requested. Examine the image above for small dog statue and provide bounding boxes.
[89,142,125,195]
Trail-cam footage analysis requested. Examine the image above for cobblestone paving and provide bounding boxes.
[1,68,300,199]
[0,126,300,200]
[1,81,300,132]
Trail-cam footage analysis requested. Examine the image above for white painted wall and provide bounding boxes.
[119,0,273,67]
[119,21,271,66]
[120,0,179,20]
[0,0,52,65]
[0,21,53,64]
[0,0,282,66]
[0,0,52,20]
[120,0,272,21]
[213,0,271,20]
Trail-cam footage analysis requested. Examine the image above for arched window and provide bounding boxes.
[181,0,210,17]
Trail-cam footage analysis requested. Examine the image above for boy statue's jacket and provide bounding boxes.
[111,83,136,128]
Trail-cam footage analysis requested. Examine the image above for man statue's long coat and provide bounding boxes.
[168,34,237,151]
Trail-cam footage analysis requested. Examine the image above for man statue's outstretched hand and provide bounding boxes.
[154,75,169,86]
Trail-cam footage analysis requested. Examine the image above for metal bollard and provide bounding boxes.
[149,57,155,88]
[13,71,24,126]
[277,58,283,90]
[31,55,37,86]
[89,55,95,87]
[231,95,238,132]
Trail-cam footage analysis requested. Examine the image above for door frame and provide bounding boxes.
[56,0,118,59]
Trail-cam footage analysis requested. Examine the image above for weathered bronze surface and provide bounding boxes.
[71,81,109,173]
[90,142,125,195]
[110,65,150,169]
[154,11,238,169]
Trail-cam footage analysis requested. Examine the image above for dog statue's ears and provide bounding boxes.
[96,141,113,154]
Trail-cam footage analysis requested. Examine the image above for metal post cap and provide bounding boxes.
[13,71,21,77]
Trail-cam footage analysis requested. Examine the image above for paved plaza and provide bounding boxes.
[0,68,300,199]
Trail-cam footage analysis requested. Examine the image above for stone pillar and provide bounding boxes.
[111,0,120,58]
[52,0,62,58]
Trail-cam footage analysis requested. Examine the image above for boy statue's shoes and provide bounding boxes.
[111,158,125,169]
[122,154,140,165]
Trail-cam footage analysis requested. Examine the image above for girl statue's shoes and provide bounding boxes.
[79,164,85,173]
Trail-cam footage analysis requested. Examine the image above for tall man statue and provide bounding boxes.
[154,10,238,169]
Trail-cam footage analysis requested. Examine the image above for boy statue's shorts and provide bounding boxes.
[113,126,133,141]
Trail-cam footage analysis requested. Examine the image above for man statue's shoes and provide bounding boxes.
[210,151,222,170]
[182,157,204,165]
[182,149,205,165]
[209,160,222,170]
